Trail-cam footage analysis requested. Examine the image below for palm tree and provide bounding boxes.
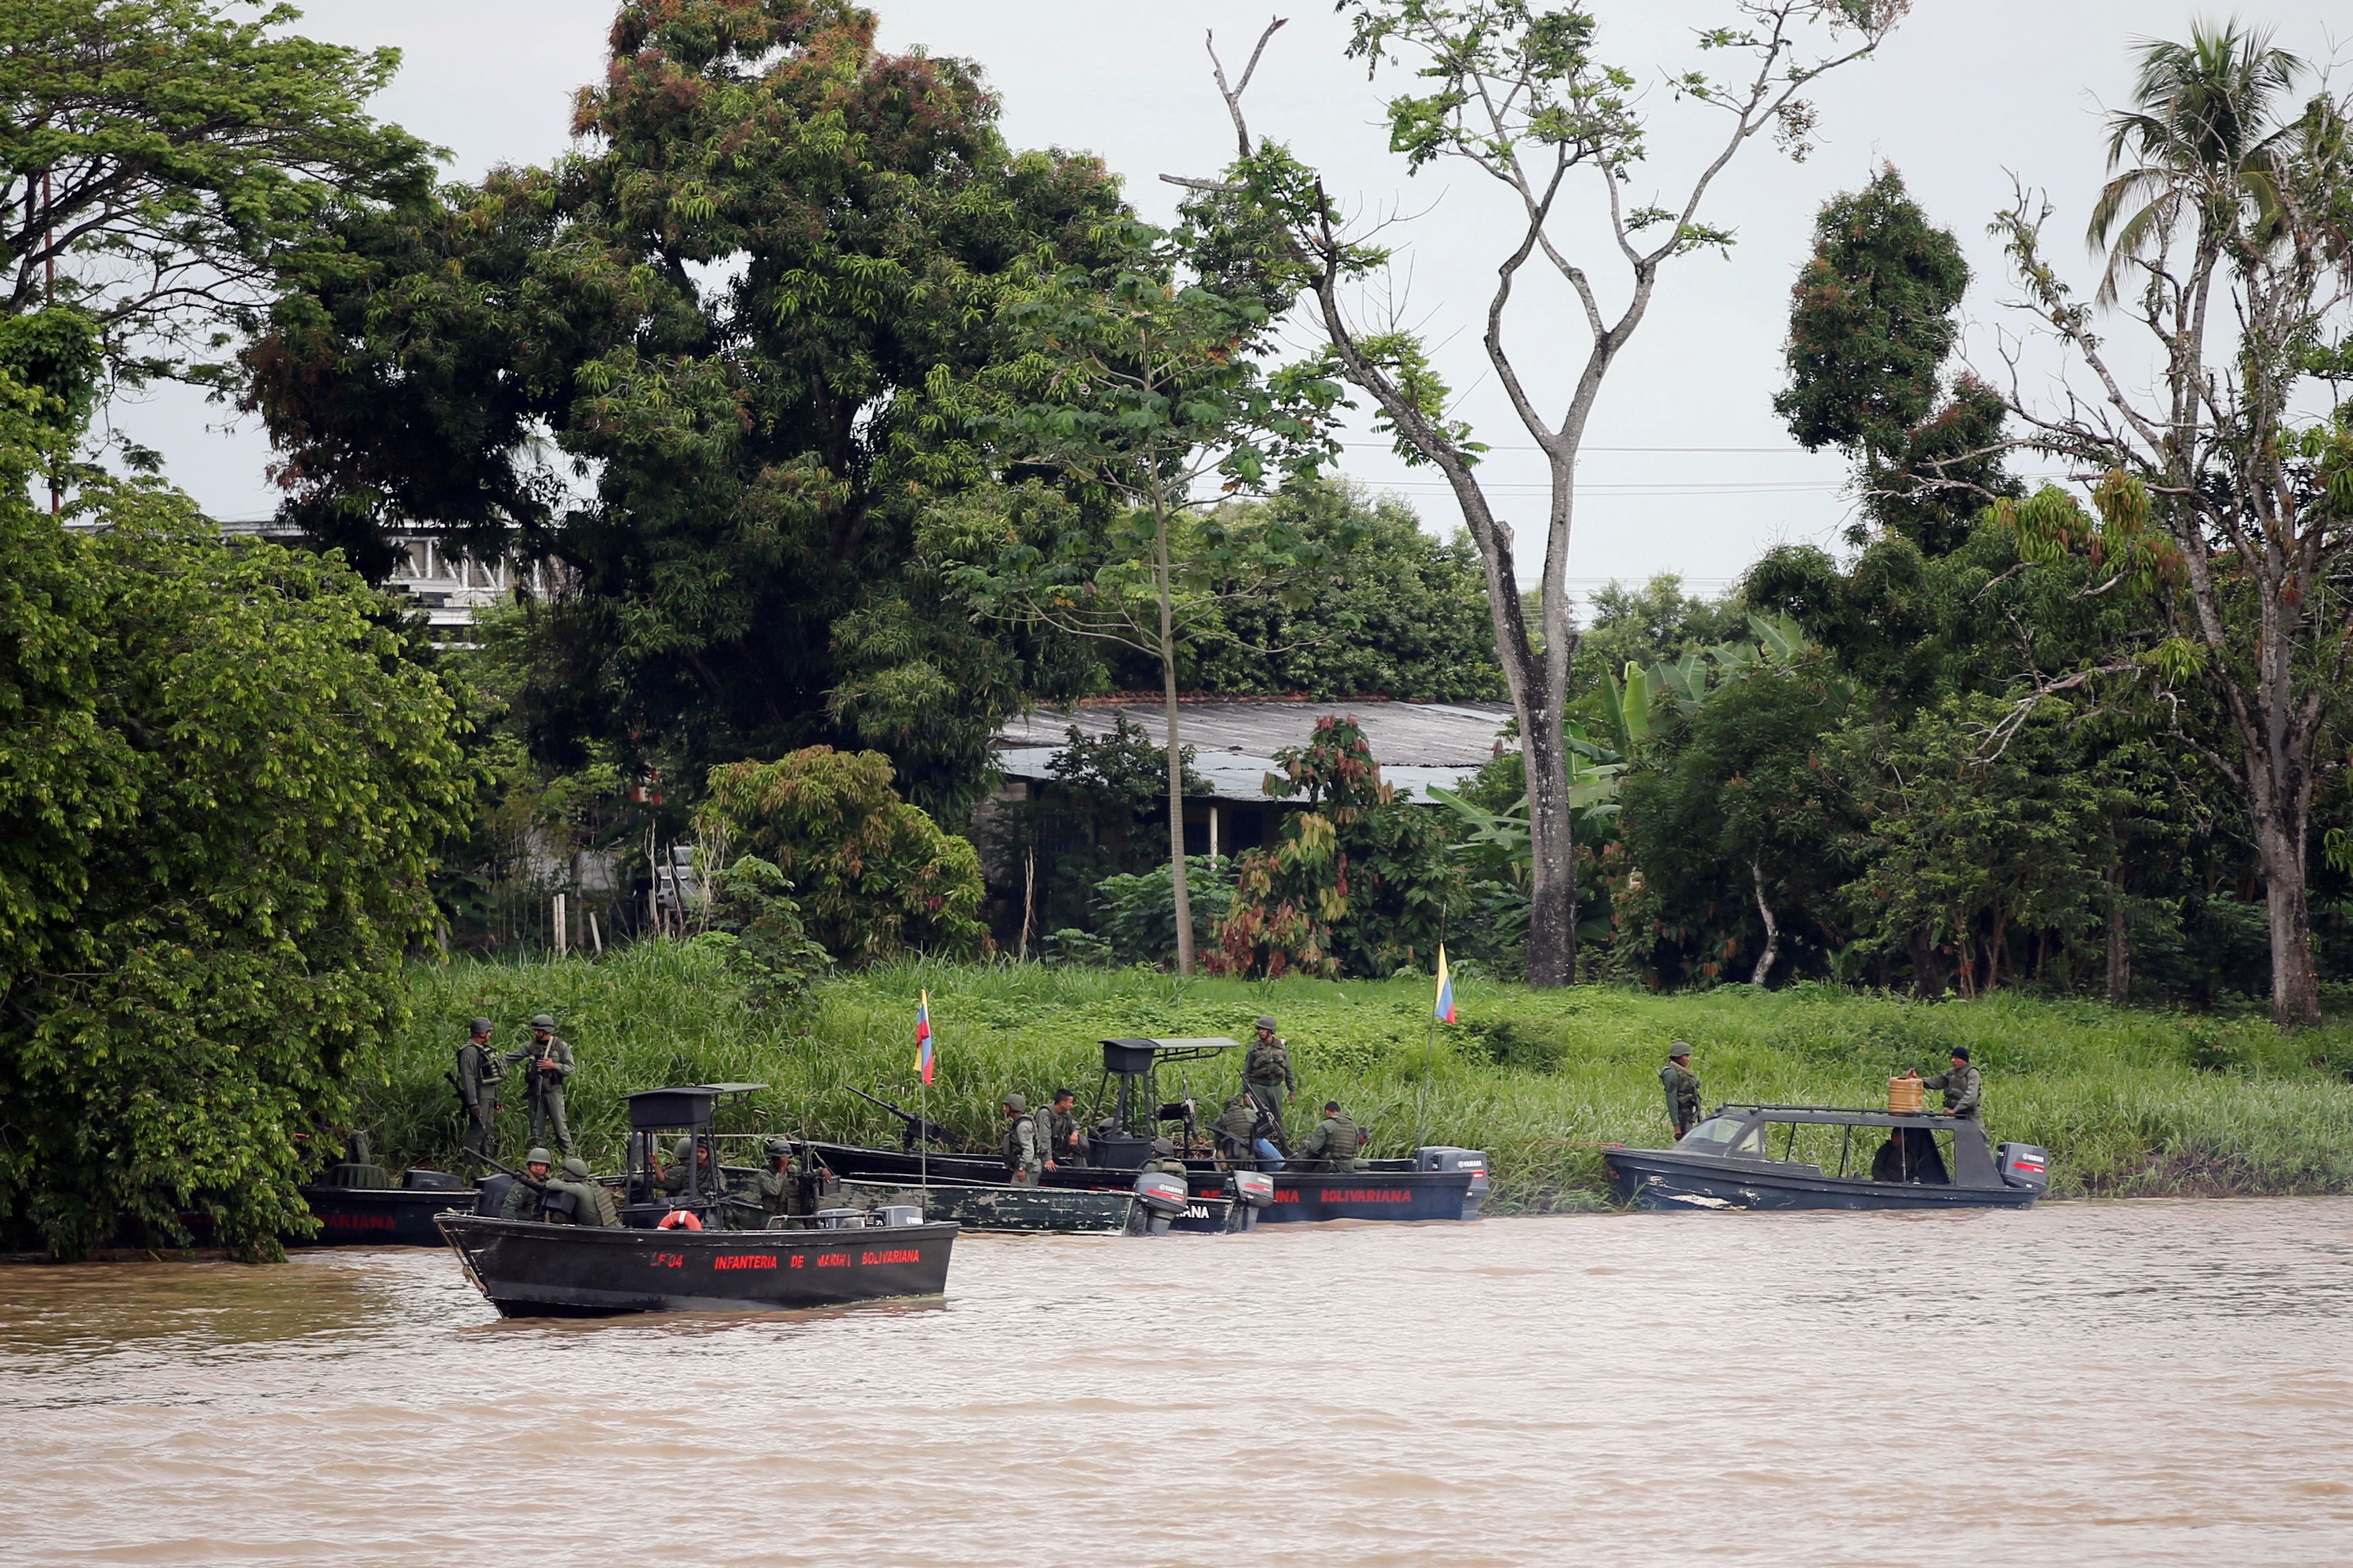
[2086,22,2303,305]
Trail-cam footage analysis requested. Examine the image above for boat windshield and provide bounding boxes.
[1674,1116,1750,1152]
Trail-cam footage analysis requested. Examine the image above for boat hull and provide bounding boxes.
[1604,1149,2038,1212]
[297,1186,477,1246]
[435,1213,958,1316]
[806,1143,1480,1223]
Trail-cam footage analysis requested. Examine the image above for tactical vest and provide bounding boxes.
[1245,1038,1289,1082]
[1321,1115,1363,1160]
[1002,1114,1038,1169]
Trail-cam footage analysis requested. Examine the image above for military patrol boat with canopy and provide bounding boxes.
[809,1039,1488,1224]
[436,1084,958,1316]
[1604,1103,2050,1211]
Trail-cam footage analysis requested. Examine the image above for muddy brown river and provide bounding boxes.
[5,1200,2352,1563]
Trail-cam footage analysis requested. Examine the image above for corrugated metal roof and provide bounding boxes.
[992,699,1516,803]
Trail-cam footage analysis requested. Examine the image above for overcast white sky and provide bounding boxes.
[130,0,2349,599]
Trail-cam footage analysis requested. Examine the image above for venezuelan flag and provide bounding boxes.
[1434,946,1457,1024]
[914,989,936,1084]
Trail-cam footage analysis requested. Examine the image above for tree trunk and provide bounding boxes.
[1156,515,1194,977]
[1749,858,1780,988]
[1520,697,1576,987]
[2253,813,2321,1029]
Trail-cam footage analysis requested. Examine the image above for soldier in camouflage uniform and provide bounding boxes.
[1660,1043,1703,1139]
[1243,1016,1297,1124]
[1141,1136,1193,1181]
[747,1135,821,1224]
[1295,1101,1367,1172]
[1041,1088,1085,1171]
[658,1136,714,1196]
[453,1017,502,1164]
[1209,1094,1264,1169]
[1917,1048,1981,1118]
[1000,1093,1044,1185]
[555,1156,622,1227]
[500,1148,554,1220]
[506,1013,576,1155]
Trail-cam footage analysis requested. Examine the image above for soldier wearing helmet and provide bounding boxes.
[556,1155,622,1227]
[503,1012,576,1155]
[999,1093,1043,1185]
[658,1134,713,1198]
[453,1016,502,1164]
[748,1134,827,1223]
[500,1147,554,1220]
[1242,1015,1297,1124]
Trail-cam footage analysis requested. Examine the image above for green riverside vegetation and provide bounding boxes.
[384,947,2353,1211]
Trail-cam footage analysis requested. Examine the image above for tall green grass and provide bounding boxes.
[379,947,2353,1209]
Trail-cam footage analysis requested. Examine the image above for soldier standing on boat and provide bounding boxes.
[1243,1016,1297,1123]
[1000,1093,1044,1185]
[508,1014,576,1155]
[748,1136,824,1222]
[453,1017,502,1164]
[1661,1043,1703,1140]
[1916,1048,1981,1118]
[501,1148,554,1219]
[1042,1088,1085,1170]
[1296,1101,1368,1172]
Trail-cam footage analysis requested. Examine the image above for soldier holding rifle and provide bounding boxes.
[507,1012,576,1155]
[451,1016,502,1164]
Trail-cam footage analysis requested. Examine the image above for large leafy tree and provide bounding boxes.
[0,317,470,1261]
[1992,22,2353,1026]
[1775,165,2018,554]
[0,0,432,389]
[248,0,1128,815]
[1172,1,1907,986]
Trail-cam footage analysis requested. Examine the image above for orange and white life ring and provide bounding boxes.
[656,1208,703,1231]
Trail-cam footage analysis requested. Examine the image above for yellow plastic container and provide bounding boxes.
[1887,1075,1925,1115]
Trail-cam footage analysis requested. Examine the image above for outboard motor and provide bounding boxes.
[1130,1170,1190,1236]
[873,1204,925,1228]
[1996,1143,2050,1194]
[1416,1147,1492,1220]
[1225,1169,1275,1231]
[811,1208,869,1230]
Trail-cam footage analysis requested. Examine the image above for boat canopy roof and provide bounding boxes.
[1712,1103,1973,1130]
[626,1082,769,1132]
[1101,1037,1240,1075]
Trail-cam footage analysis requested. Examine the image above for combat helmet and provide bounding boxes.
[559,1157,592,1180]
[761,1135,792,1159]
[672,1136,696,1162]
[525,1146,552,1167]
[1002,1092,1027,1114]
[529,1013,556,1031]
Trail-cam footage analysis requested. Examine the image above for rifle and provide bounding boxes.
[847,1086,954,1152]
[476,1151,578,1219]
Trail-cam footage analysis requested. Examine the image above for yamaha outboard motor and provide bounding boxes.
[1130,1170,1190,1236]
[1416,1147,1492,1220]
[1225,1168,1275,1231]
[1996,1143,2050,1195]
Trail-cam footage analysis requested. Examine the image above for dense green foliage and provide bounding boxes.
[0,317,469,1261]
[700,748,985,963]
[2,0,433,389]
[372,952,2353,1210]
[1217,716,1460,978]
[248,0,1125,813]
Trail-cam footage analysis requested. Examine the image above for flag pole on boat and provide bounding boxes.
[1424,944,1457,1149]
[914,989,935,1194]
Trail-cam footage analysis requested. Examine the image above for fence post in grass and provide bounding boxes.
[554,892,567,957]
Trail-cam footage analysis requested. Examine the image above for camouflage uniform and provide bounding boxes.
[748,1138,799,1224]
[454,1022,502,1162]
[1660,1053,1703,1139]
[1042,1100,1085,1168]
[507,1018,576,1154]
[1921,1062,1982,1118]
[659,1136,714,1197]
[1243,1020,1297,1121]
[1142,1138,1192,1181]
[1296,1110,1366,1172]
[500,1150,553,1220]
[1000,1096,1043,1185]
[557,1156,622,1227]
[1210,1096,1264,1168]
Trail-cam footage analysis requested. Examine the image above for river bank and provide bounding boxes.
[366,946,2353,1208]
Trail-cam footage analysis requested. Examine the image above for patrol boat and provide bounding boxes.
[295,1134,475,1246]
[810,1039,1490,1224]
[435,1084,958,1317]
[1604,1103,2050,1212]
